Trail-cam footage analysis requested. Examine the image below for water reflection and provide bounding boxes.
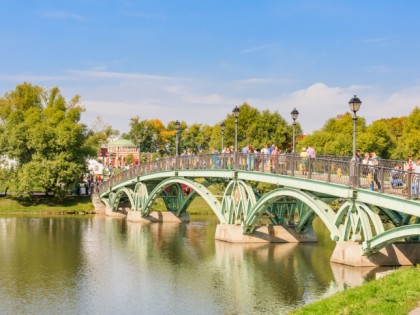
[0,215,397,314]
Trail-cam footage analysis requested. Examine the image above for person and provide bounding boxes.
[211,147,219,169]
[254,148,262,171]
[404,156,414,172]
[270,145,279,173]
[361,152,370,176]
[355,150,361,163]
[307,144,316,159]
[370,152,381,190]
[261,144,269,171]
[390,165,404,188]
[413,158,420,198]
[241,144,249,169]
[247,146,255,171]
[300,147,309,175]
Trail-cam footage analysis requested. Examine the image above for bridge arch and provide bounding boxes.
[363,224,420,254]
[242,187,340,240]
[142,177,226,223]
[221,180,256,224]
[111,187,135,211]
[133,182,149,211]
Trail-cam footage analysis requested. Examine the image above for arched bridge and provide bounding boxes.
[98,153,420,265]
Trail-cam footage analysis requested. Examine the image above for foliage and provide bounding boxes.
[125,153,134,165]
[0,83,96,197]
[299,108,420,159]
[124,102,300,156]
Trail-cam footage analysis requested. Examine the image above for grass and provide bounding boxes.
[0,196,94,213]
[291,265,420,315]
[150,196,217,214]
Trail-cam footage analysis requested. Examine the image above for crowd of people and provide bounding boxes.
[358,151,420,197]
[95,144,420,198]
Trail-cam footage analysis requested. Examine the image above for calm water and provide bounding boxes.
[0,214,392,314]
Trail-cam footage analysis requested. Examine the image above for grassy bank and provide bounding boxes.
[0,196,94,213]
[0,195,215,215]
[292,265,420,315]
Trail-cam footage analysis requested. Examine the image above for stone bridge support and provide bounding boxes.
[331,241,420,266]
[215,224,317,243]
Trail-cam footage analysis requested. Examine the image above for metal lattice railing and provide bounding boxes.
[98,153,418,200]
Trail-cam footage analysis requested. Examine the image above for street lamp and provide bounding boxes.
[348,95,362,186]
[220,122,226,150]
[232,106,240,152]
[290,108,299,154]
[137,136,141,166]
[175,120,180,156]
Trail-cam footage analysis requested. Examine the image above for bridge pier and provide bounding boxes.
[127,210,190,223]
[215,224,317,243]
[330,241,420,266]
[105,205,127,218]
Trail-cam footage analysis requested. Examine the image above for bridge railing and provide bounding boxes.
[98,153,418,199]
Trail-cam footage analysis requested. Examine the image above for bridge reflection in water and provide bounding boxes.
[98,153,420,266]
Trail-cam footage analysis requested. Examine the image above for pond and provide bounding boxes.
[0,214,393,314]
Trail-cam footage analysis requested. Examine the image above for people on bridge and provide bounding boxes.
[390,165,404,188]
[300,147,309,175]
[369,152,381,190]
[404,156,414,172]
[247,146,255,171]
[211,147,220,169]
[307,144,316,159]
[413,158,420,198]
[361,152,371,176]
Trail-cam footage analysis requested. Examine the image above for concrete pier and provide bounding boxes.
[91,193,106,215]
[105,205,127,218]
[127,210,190,223]
[214,224,317,243]
[330,241,420,266]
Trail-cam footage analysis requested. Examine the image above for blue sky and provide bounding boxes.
[1,0,420,133]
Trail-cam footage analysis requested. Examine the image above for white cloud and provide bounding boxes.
[121,10,167,20]
[39,10,87,21]
[241,44,273,54]
[2,69,419,135]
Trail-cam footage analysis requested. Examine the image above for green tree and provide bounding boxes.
[0,83,95,197]
[391,107,420,159]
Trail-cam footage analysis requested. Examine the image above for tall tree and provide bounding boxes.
[0,83,95,197]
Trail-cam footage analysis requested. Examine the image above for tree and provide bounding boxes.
[0,83,95,197]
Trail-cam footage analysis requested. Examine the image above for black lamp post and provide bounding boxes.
[348,95,362,186]
[232,106,240,152]
[220,122,226,150]
[290,108,299,154]
[175,120,180,156]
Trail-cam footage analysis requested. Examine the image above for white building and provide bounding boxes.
[87,159,104,175]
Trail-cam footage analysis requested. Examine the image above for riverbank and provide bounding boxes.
[0,195,215,215]
[291,265,420,315]
[0,196,95,214]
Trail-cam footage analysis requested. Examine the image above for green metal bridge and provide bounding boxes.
[98,153,420,262]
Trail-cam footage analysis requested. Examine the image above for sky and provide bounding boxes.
[1,0,420,134]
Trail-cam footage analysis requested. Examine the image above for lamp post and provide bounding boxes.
[220,122,226,151]
[137,136,141,166]
[232,106,240,152]
[175,120,180,156]
[348,95,362,186]
[290,108,299,154]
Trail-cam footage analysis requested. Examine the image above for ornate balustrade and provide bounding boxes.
[98,153,416,199]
